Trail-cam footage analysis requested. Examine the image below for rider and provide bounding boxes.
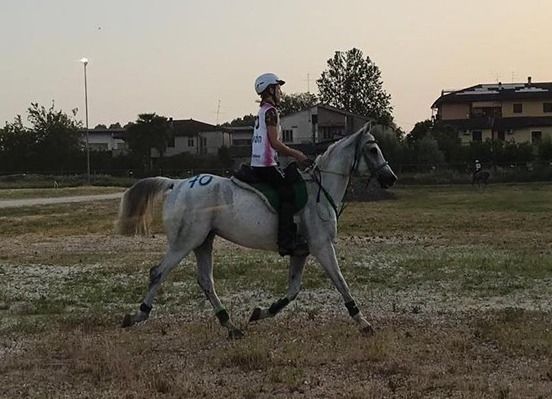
[251,73,310,257]
[473,159,482,181]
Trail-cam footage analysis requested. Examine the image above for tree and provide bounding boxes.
[0,116,35,171]
[415,135,445,167]
[408,119,433,144]
[125,113,170,170]
[0,103,83,172]
[279,92,318,116]
[317,48,393,125]
[370,125,406,167]
[27,102,83,170]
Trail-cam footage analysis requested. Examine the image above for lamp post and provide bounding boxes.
[80,57,90,184]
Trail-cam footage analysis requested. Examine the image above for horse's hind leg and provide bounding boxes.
[312,242,374,335]
[122,247,188,327]
[249,255,308,322]
[194,233,243,339]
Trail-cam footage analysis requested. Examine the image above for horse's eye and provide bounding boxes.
[370,147,378,155]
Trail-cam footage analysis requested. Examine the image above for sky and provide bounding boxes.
[1,0,552,132]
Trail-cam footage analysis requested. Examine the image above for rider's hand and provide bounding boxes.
[299,158,314,169]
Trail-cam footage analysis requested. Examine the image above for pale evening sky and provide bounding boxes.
[1,0,551,132]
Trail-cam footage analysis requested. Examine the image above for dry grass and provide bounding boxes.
[0,183,551,398]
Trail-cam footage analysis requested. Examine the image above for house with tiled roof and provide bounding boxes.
[227,103,373,166]
[280,103,372,145]
[163,118,231,157]
[432,78,552,145]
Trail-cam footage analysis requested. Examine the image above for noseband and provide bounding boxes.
[309,133,389,219]
[351,137,389,179]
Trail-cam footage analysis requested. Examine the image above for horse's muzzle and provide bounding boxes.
[377,170,397,189]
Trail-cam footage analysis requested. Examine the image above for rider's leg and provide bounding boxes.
[252,166,306,256]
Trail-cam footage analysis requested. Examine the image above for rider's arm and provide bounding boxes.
[265,109,307,162]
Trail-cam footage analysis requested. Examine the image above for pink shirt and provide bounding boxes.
[251,103,279,167]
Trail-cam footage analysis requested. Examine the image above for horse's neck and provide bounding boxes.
[316,142,355,207]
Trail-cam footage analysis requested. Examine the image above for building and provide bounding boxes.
[82,126,127,154]
[432,78,552,145]
[162,118,231,157]
[280,103,372,144]
[227,104,372,166]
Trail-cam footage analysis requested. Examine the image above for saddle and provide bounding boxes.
[231,163,308,214]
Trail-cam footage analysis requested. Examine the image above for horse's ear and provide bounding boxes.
[361,121,373,135]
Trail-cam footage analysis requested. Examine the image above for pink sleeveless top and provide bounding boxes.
[251,103,279,167]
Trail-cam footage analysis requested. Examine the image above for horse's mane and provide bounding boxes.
[314,124,372,167]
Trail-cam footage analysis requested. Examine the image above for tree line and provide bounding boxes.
[2,47,547,177]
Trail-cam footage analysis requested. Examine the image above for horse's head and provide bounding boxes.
[353,123,397,189]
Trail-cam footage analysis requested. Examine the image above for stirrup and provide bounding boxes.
[278,238,310,257]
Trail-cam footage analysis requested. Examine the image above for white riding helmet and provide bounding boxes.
[254,73,285,95]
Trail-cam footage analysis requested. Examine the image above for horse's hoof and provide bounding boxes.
[249,307,262,322]
[121,314,133,328]
[360,324,375,336]
[228,329,245,340]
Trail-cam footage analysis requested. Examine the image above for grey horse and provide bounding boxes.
[118,123,397,338]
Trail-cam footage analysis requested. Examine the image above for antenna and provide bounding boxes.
[305,73,312,93]
[216,99,222,125]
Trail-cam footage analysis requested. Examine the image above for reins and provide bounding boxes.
[306,135,388,220]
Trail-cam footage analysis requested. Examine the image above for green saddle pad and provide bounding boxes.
[248,180,308,213]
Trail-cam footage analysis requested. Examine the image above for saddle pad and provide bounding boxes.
[230,177,308,214]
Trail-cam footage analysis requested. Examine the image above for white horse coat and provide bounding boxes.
[118,123,397,337]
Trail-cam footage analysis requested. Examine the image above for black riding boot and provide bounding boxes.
[277,200,309,257]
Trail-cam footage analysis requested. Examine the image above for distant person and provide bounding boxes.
[251,72,310,257]
[472,159,482,184]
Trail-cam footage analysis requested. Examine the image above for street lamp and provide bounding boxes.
[80,57,90,184]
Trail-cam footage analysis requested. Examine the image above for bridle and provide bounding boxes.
[308,134,388,219]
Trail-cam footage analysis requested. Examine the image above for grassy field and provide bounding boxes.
[0,183,551,398]
[0,186,125,200]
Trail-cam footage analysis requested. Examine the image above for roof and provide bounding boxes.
[439,116,552,131]
[432,82,552,108]
[170,119,220,137]
[281,103,372,120]
[222,126,254,133]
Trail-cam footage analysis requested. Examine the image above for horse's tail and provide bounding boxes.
[117,177,175,236]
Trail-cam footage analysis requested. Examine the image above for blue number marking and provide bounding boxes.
[188,175,200,188]
[188,174,213,188]
[199,175,213,186]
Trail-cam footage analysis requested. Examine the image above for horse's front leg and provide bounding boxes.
[249,255,307,322]
[311,242,374,335]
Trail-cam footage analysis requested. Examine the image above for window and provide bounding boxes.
[472,130,482,142]
[188,138,194,147]
[497,131,505,141]
[232,139,251,146]
[282,129,293,143]
[531,131,542,144]
[322,128,332,140]
[167,135,175,148]
[544,103,552,113]
[513,103,523,113]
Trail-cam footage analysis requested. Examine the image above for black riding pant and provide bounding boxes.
[252,166,296,247]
